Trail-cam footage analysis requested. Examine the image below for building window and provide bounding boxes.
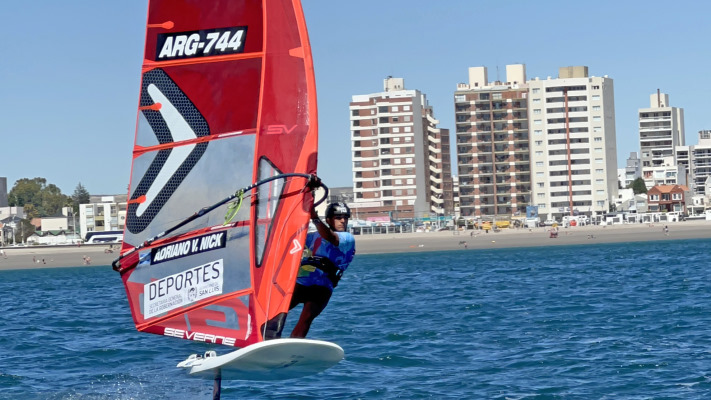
[536,161,544,167]
[404,126,412,132]
[595,158,603,163]
[593,116,601,121]
[533,98,540,103]
[536,172,544,177]
[534,109,541,115]
[534,119,542,125]
[593,105,601,111]
[672,193,682,200]
[596,169,603,173]
[532,88,540,94]
[595,147,603,153]
[535,151,543,156]
[535,140,543,145]
[455,95,466,102]
[534,130,543,135]
[650,194,659,201]
[594,137,602,142]
[392,106,399,112]
[592,95,600,101]
[592,85,600,90]
[403,105,411,111]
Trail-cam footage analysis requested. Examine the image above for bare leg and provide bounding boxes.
[291,300,328,338]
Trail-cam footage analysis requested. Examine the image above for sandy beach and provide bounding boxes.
[0,220,709,270]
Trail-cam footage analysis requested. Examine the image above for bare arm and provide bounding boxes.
[311,207,339,246]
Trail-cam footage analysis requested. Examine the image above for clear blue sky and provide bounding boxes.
[2,1,709,196]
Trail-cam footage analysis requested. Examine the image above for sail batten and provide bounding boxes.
[118,0,317,349]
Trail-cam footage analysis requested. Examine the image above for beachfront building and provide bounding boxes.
[528,66,618,221]
[78,195,127,240]
[688,130,711,196]
[454,64,531,220]
[349,77,454,223]
[624,152,641,188]
[646,184,691,213]
[639,92,685,189]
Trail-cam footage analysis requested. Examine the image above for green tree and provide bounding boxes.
[8,178,71,217]
[8,178,45,209]
[72,182,91,211]
[14,219,37,244]
[628,177,648,194]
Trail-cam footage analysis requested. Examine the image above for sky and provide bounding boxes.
[2,0,710,196]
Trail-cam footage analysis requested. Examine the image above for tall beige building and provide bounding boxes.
[638,92,685,188]
[349,77,453,221]
[454,64,531,218]
[528,66,618,220]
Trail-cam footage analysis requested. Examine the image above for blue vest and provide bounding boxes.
[296,231,355,290]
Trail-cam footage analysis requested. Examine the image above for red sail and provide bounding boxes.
[117,0,317,349]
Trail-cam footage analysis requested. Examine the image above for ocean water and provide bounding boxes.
[1,239,711,399]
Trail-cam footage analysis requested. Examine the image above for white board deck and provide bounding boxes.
[177,338,344,381]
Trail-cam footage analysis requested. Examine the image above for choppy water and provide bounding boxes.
[1,239,711,399]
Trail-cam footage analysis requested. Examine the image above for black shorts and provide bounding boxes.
[290,283,332,309]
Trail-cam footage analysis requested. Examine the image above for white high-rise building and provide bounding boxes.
[688,130,711,195]
[528,66,618,220]
[639,92,685,188]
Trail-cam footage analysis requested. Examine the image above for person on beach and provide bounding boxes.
[264,201,356,339]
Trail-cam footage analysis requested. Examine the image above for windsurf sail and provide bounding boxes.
[115,0,318,350]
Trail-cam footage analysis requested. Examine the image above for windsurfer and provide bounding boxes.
[265,201,356,339]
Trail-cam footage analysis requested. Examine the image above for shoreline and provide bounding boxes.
[1,220,709,270]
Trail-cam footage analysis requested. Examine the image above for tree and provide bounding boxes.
[628,178,648,195]
[14,219,37,244]
[8,178,45,208]
[8,178,71,217]
[40,183,69,216]
[72,182,91,211]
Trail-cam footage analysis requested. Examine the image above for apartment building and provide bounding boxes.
[685,130,711,195]
[349,77,453,221]
[624,152,641,187]
[454,64,531,218]
[79,195,127,239]
[528,66,618,220]
[639,92,685,188]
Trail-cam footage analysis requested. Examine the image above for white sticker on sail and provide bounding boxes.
[135,84,198,217]
[143,260,224,319]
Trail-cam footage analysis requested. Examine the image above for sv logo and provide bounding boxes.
[265,125,298,135]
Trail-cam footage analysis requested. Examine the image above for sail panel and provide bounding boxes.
[119,0,317,349]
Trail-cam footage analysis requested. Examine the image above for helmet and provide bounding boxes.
[325,202,351,219]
